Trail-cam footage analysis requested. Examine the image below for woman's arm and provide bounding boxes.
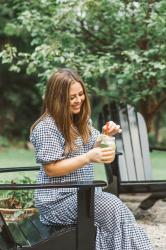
[44,153,89,177]
[44,147,115,177]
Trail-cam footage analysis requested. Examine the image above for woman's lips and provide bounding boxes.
[73,105,81,109]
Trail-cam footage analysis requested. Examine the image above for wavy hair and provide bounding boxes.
[31,68,91,153]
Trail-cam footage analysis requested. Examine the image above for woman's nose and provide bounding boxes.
[75,95,81,103]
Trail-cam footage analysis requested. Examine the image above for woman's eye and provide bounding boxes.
[70,93,84,100]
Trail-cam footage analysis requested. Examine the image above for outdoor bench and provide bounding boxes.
[0,166,106,250]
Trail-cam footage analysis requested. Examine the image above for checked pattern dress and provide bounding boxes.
[30,115,153,250]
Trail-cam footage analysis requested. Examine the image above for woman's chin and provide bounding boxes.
[72,109,81,114]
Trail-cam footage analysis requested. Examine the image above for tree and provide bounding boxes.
[0,0,166,133]
[0,0,42,141]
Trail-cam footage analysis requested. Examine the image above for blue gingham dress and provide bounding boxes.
[30,115,152,250]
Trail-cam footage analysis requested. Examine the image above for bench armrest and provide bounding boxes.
[0,166,41,173]
[0,180,106,190]
[116,152,123,155]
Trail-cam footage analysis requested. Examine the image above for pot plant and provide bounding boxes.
[0,176,38,222]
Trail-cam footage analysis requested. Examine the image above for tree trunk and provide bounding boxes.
[154,111,161,143]
[139,97,159,133]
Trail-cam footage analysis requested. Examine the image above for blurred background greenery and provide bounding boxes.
[0,147,165,181]
[0,0,165,182]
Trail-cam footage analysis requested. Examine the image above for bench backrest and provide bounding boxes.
[98,103,152,182]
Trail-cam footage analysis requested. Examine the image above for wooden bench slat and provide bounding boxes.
[18,217,44,246]
[0,234,9,250]
[119,108,137,181]
[127,105,145,180]
[116,138,128,181]
[8,222,29,247]
[29,214,50,239]
[137,113,152,180]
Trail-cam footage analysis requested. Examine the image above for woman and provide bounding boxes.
[30,68,152,249]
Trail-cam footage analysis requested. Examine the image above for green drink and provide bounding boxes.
[97,134,116,150]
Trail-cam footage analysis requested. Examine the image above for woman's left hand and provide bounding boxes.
[102,121,122,136]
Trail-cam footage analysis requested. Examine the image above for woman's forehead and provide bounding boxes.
[69,81,83,95]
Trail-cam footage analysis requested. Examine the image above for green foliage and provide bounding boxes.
[0,64,42,140]
[0,136,10,148]
[0,0,166,136]
[149,127,166,147]
[0,176,35,209]
[159,128,166,146]
[1,0,166,101]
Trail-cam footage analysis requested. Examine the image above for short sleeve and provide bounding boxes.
[30,120,65,165]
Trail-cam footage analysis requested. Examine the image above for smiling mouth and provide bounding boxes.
[73,105,81,109]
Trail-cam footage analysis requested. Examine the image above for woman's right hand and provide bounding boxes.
[86,147,115,164]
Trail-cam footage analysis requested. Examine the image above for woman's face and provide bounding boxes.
[69,81,85,114]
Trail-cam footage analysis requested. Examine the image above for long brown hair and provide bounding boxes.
[31,68,91,152]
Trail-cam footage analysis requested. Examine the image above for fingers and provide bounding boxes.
[108,122,121,133]
[101,155,115,163]
[103,121,116,130]
[101,147,115,153]
[102,151,115,157]
[101,148,115,163]
[91,147,115,163]
[103,121,122,135]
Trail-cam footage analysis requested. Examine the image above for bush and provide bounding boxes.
[0,176,35,209]
[0,136,10,148]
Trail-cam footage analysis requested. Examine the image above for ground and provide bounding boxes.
[121,194,166,250]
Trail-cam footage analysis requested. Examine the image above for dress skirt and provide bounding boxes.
[38,190,153,250]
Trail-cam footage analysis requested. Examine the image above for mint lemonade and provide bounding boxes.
[97,134,116,150]
[101,135,115,149]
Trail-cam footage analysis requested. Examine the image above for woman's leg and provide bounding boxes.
[38,191,153,249]
[38,192,77,225]
[94,191,153,250]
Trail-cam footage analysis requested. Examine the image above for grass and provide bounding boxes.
[0,147,165,182]
[150,150,166,180]
[0,147,37,181]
